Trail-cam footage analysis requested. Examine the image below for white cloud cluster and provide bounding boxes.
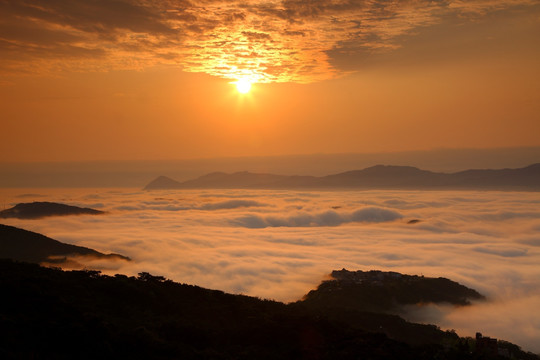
[1,187,540,352]
[230,207,402,228]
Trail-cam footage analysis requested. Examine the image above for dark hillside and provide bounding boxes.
[0,260,537,359]
[0,224,129,264]
[301,269,485,314]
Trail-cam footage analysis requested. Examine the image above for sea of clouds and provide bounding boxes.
[1,188,539,353]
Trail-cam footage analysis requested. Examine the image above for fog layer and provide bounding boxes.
[1,188,539,352]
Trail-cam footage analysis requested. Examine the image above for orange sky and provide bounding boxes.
[1,0,539,162]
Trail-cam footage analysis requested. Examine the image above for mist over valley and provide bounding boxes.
[2,185,539,354]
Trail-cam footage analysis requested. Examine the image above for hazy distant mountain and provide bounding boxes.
[145,163,540,190]
[143,175,183,190]
[4,148,540,188]
[180,171,294,188]
[0,224,129,264]
[301,269,485,314]
[0,202,104,219]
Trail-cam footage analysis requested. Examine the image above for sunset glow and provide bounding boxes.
[1,0,539,161]
[1,0,540,356]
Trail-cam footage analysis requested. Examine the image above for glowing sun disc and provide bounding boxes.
[236,80,252,94]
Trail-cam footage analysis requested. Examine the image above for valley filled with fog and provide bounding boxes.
[1,188,539,352]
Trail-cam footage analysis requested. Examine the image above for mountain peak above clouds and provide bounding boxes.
[143,175,182,190]
[299,268,486,320]
[0,202,104,219]
[144,163,540,190]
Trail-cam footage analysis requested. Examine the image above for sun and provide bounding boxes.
[235,79,252,94]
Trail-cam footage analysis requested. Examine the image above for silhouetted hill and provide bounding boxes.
[301,269,485,315]
[1,260,537,359]
[144,163,540,190]
[0,224,129,264]
[0,201,104,219]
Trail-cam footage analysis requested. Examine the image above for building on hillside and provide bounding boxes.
[476,332,498,357]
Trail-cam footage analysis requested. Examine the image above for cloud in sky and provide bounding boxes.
[1,0,538,82]
[2,188,540,352]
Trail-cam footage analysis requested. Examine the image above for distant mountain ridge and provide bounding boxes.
[144,163,540,190]
[0,202,104,219]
